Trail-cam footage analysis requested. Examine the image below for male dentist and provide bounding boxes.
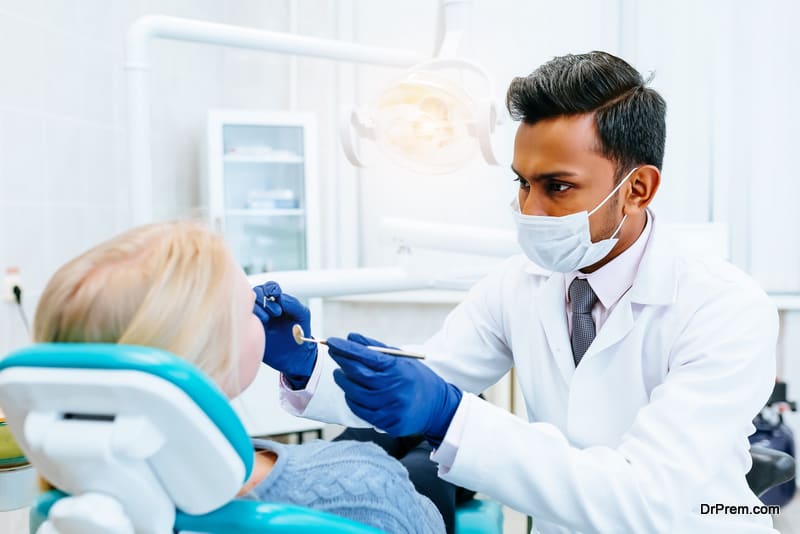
[254,51,778,533]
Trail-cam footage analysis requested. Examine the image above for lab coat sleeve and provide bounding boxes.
[284,257,518,426]
[437,283,778,532]
[406,257,517,393]
[279,343,374,428]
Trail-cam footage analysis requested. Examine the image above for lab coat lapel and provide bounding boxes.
[535,271,575,385]
[581,292,634,361]
[628,215,679,306]
[581,213,679,362]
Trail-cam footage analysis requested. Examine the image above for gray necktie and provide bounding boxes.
[569,278,598,366]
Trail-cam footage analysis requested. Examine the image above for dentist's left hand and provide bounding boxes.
[253,281,317,389]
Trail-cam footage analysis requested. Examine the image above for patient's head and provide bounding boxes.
[33,221,265,397]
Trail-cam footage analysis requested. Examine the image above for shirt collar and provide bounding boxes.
[565,209,653,309]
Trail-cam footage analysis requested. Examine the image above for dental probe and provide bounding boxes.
[291,324,426,360]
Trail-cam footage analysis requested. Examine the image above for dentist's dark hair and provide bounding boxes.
[506,51,666,181]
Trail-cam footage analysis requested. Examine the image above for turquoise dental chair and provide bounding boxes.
[0,344,503,534]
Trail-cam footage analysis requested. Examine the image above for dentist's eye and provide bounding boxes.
[513,176,530,190]
[546,182,571,193]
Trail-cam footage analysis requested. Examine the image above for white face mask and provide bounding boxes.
[510,167,637,273]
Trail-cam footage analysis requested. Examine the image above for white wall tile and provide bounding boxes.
[81,40,114,125]
[82,124,117,207]
[112,130,130,230]
[0,110,47,203]
[43,31,87,119]
[44,117,86,205]
[1,0,47,21]
[43,0,112,43]
[220,49,289,108]
[143,0,222,21]
[221,0,288,30]
[44,204,89,274]
[83,206,119,247]
[0,12,45,111]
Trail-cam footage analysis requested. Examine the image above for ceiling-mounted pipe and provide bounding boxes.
[247,267,434,299]
[435,0,472,58]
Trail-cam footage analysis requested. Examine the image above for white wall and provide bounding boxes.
[621,0,800,456]
[0,0,343,352]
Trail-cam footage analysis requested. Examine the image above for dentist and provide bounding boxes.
[254,51,779,533]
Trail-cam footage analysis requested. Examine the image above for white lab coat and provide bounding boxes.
[289,218,779,533]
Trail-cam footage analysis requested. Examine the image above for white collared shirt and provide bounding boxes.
[565,209,652,335]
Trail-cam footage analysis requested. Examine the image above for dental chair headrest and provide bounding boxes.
[0,343,255,531]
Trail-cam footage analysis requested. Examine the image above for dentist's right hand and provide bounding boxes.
[253,281,317,390]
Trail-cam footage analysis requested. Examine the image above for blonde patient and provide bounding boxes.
[33,220,444,534]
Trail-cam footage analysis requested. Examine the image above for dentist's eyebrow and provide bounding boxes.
[510,165,578,182]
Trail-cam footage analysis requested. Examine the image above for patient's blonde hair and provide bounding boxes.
[33,221,241,390]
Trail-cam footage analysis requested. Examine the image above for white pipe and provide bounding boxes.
[382,217,519,257]
[436,0,471,58]
[126,15,425,70]
[125,14,428,224]
[248,267,434,298]
[247,264,495,298]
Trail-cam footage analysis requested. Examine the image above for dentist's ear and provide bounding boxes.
[625,165,660,214]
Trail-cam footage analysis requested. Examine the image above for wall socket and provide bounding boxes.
[3,267,22,303]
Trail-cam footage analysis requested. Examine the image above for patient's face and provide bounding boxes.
[232,266,265,396]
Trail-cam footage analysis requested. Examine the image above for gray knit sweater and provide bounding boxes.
[244,438,445,533]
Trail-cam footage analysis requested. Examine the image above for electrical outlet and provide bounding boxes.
[3,267,22,303]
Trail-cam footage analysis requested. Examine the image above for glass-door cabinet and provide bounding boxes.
[207,110,320,276]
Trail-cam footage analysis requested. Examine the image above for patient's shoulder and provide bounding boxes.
[286,439,412,482]
[253,439,444,533]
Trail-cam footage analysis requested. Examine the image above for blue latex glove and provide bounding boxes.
[252,281,317,389]
[327,333,462,446]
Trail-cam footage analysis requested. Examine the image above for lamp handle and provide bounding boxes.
[339,109,370,168]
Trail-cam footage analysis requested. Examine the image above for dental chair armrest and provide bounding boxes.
[175,500,383,534]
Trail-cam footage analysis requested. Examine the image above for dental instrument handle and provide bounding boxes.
[364,346,426,360]
[295,334,425,360]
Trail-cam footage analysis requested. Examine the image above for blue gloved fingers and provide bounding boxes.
[254,281,318,382]
[260,281,282,297]
[332,368,394,405]
[335,363,393,389]
[329,354,398,391]
[346,332,398,350]
[333,370,404,433]
[326,337,396,372]
[252,301,271,322]
[253,285,282,317]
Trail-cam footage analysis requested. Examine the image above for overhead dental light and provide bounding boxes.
[339,0,502,174]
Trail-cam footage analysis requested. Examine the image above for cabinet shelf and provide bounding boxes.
[225,209,305,217]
